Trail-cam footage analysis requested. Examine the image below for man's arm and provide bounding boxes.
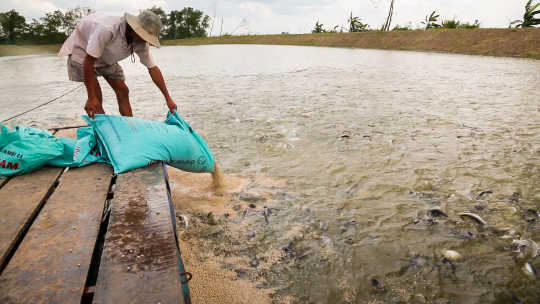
[148,66,177,113]
[83,54,100,118]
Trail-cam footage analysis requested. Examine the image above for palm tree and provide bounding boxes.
[348,12,369,32]
[312,21,325,33]
[381,0,395,31]
[510,0,540,27]
[421,11,442,30]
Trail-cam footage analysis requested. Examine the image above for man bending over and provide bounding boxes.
[59,10,177,118]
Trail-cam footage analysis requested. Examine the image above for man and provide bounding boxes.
[59,10,177,118]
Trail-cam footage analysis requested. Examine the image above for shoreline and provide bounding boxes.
[163,28,540,60]
[1,28,538,59]
[0,44,62,57]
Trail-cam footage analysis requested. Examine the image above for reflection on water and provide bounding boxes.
[1,45,539,303]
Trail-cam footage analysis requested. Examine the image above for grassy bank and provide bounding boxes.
[164,28,540,60]
[0,44,61,57]
[1,28,538,59]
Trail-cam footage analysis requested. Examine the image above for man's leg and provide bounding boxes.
[104,78,133,117]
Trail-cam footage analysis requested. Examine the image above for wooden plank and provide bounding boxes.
[0,167,64,270]
[0,177,8,189]
[93,163,185,304]
[0,129,73,269]
[0,163,112,303]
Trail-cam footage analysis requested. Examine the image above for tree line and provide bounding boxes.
[0,6,210,44]
[313,0,539,33]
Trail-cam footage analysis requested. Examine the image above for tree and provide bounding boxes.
[148,6,168,38]
[421,11,441,30]
[22,18,45,41]
[40,10,67,42]
[348,12,369,32]
[0,10,26,43]
[510,0,540,28]
[63,7,93,36]
[165,7,209,39]
[381,0,395,31]
[312,21,325,33]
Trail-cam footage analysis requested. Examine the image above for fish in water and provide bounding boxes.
[441,249,463,262]
[428,207,448,218]
[525,209,539,222]
[512,239,539,259]
[459,212,487,226]
[370,278,385,291]
[522,263,536,280]
[477,190,493,198]
[263,206,271,224]
[178,214,189,229]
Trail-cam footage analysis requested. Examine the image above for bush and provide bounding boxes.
[458,20,480,29]
[392,24,411,31]
[442,19,480,29]
[442,19,460,29]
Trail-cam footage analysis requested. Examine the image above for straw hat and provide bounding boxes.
[125,10,162,47]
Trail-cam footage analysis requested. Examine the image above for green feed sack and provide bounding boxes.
[84,110,214,174]
[73,126,108,165]
[0,125,64,177]
[47,127,108,168]
[46,136,77,167]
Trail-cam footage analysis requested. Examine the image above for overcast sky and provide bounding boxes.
[0,0,531,34]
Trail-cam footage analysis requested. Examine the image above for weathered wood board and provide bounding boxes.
[0,177,8,188]
[93,163,185,304]
[0,129,73,270]
[0,167,64,270]
[0,163,112,303]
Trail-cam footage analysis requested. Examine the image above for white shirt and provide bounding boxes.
[59,13,156,68]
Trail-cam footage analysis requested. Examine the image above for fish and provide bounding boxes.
[263,206,271,224]
[512,239,539,258]
[428,207,448,218]
[459,212,487,226]
[178,215,189,229]
[477,190,493,198]
[522,263,536,280]
[525,209,539,222]
[441,249,463,262]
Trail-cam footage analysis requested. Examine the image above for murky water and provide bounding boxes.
[1,45,539,303]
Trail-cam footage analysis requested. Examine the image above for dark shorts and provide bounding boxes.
[67,55,125,82]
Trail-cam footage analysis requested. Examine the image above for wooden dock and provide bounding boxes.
[0,128,189,303]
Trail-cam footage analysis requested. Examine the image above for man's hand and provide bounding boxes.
[85,97,101,118]
[166,98,178,114]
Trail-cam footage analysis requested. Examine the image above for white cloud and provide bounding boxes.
[1,0,59,20]
[239,2,273,20]
[0,0,532,34]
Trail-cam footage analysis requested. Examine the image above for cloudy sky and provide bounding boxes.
[0,0,530,34]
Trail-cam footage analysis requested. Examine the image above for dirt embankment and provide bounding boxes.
[2,28,538,59]
[164,28,540,60]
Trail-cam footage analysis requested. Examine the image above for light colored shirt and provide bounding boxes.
[59,13,156,68]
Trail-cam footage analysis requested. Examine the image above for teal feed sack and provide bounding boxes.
[84,110,214,174]
[0,125,64,177]
[47,127,108,168]
[73,126,108,166]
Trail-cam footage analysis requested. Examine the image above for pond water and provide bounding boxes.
[1,45,539,303]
